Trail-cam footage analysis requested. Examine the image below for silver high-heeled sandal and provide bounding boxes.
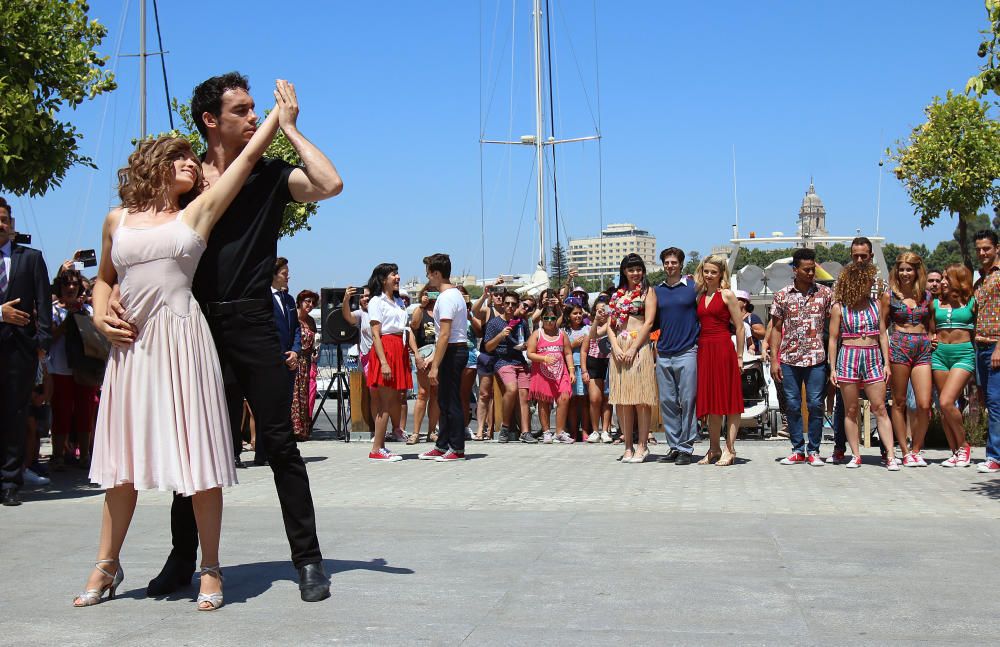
[196,564,224,611]
[73,559,124,607]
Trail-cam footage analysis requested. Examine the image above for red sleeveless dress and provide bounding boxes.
[696,292,744,417]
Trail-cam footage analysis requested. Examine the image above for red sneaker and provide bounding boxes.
[780,453,807,465]
[368,448,402,462]
[826,451,846,465]
[806,454,825,467]
[418,448,446,460]
[435,449,466,462]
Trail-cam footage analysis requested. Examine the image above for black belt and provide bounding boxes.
[202,298,270,316]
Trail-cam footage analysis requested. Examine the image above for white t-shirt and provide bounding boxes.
[352,308,373,355]
[47,303,95,376]
[432,287,469,344]
[367,294,408,336]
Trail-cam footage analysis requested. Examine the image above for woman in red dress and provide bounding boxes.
[695,254,744,466]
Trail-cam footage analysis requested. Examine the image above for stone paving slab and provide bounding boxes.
[4,439,999,646]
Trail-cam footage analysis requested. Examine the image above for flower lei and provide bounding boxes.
[610,285,643,327]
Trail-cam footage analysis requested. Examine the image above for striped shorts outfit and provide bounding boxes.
[836,345,885,384]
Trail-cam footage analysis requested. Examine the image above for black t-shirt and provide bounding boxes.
[192,158,297,303]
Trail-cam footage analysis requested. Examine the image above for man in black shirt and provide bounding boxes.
[124,73,342,602]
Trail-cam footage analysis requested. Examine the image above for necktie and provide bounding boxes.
[0,250,7,295]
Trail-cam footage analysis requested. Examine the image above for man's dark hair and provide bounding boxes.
[974,229,999,246]
[791,247,816,268]
[927,269,942,277]
[366,262,399,297]
[0,196,10,217]
[659,247,684,264]
[273,256,289,276]
[191,72,251,139]
[423,253,452,280]
[850,236,873,254]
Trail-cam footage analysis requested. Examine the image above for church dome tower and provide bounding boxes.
[798,180,827,246]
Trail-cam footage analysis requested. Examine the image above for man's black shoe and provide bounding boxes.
[675,452,692,466]
[298,562,331,602]
[146,556,195,596]
[498,428,510,443]
[1,488,21,506]
[234,458,247,469]
[252,459,269,467]
[663,449,680,462]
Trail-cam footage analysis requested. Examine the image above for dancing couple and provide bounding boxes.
[73,73,342,609]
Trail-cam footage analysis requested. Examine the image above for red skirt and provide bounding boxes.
[366,334,413,390]
[696,338,744,417]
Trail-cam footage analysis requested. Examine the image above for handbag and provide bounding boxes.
[73,312,112,360]
[65,312,109,387]
[476,351,498,373]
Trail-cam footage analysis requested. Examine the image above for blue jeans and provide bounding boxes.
[780,363,827,455]
[975,343,1000,461]
[655,346,699,454]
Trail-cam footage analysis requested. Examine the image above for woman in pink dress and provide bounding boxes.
[527,305,576,444]
[694,254,745,466]
[73,90,284,610]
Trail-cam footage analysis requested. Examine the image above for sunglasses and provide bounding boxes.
[541,316,558,322]
[521,304,535,311]
[504,302,519,308]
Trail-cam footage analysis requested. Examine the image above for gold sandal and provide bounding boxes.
[697,450,722,465]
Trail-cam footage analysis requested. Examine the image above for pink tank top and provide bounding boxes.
[536,331,566,381]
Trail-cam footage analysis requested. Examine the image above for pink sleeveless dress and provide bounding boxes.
[89,210,237,496]
[529,331,571,403]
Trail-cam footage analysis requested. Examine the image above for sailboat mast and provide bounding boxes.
[139,0,147,138]
[532,0,546,272]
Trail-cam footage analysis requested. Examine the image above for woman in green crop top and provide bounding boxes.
[930,264,975,467]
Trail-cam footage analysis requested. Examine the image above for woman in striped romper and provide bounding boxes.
[827,262,896,469]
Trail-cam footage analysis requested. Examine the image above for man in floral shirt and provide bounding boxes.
[974,230,1000,473]
[769,248,833,466]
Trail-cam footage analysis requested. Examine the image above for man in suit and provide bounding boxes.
[257,256,301,466]
[0,197,52,506]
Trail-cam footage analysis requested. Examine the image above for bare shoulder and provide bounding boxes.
[103,207,125,235]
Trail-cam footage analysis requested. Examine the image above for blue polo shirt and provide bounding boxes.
[654,276,700,355]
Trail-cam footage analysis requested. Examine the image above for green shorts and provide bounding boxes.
[931,342,975,373]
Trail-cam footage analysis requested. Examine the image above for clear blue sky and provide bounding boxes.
[9,0,992,294]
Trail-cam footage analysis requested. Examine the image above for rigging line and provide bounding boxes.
[72,0,131,254]
[16,196,45,254]
[509,155,538,274]
[151,0,174,130]
[544,0,564,281]
[592,0,606,286]
[555,0,599,133]
[480,0,510,137]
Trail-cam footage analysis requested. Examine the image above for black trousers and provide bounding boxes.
[0,348,36,490]
[434,345,469,453]
[169,304,322,569]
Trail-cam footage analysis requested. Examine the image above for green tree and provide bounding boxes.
[0,0,116,196]
[156,99,318,238]
[889,91,1000,269]
[683,250,701,276]
[549,241,569,285]
[968,0,1000,96]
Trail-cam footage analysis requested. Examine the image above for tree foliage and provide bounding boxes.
[889,91,1000,268]
[968,0,1000,97]
[156,99,318,238]
[0,0,116,196]
[549,241,569,285]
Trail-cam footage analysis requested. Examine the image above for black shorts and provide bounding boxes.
[586,356,609,381]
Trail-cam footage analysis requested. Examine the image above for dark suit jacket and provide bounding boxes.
[271,289,301,355]
[1,243,52,358]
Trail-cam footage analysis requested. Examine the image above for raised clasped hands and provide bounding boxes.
[274,79,299,133]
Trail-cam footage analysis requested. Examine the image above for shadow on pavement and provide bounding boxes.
[218,558,415,604]
[964,478,1000,499]
[21,471,103,502]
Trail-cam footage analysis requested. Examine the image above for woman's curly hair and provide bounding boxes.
[117,136,204,212]
[833,262,877,308]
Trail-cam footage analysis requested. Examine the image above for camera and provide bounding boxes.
[74,249,98,268]
[14,233,31,245]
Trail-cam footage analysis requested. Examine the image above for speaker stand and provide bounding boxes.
[312,343,351,442]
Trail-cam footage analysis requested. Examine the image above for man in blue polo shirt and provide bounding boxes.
[653,247,700,465]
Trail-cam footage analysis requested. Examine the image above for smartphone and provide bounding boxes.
[74,249,98,268]
[427,291,440,300]
[349,293,361,310]
[14,233,31,245]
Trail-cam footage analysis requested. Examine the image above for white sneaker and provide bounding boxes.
[941,453,958,468]
[586,431,601,443]
[23,468,50,486]
[914,453,928,467]
[555,431,575,444]
[955,445,972,467]
[886,457,901,472]
[542,431,554,444]
[845,455,862,469]
[600,431,612,443]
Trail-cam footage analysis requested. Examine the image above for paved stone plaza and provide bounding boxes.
[4,427,999,646]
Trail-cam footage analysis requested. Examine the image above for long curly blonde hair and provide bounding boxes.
[117,136,203,212]
[694,254,730,293]
[833,262,877,308]
[889,251,928,301]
